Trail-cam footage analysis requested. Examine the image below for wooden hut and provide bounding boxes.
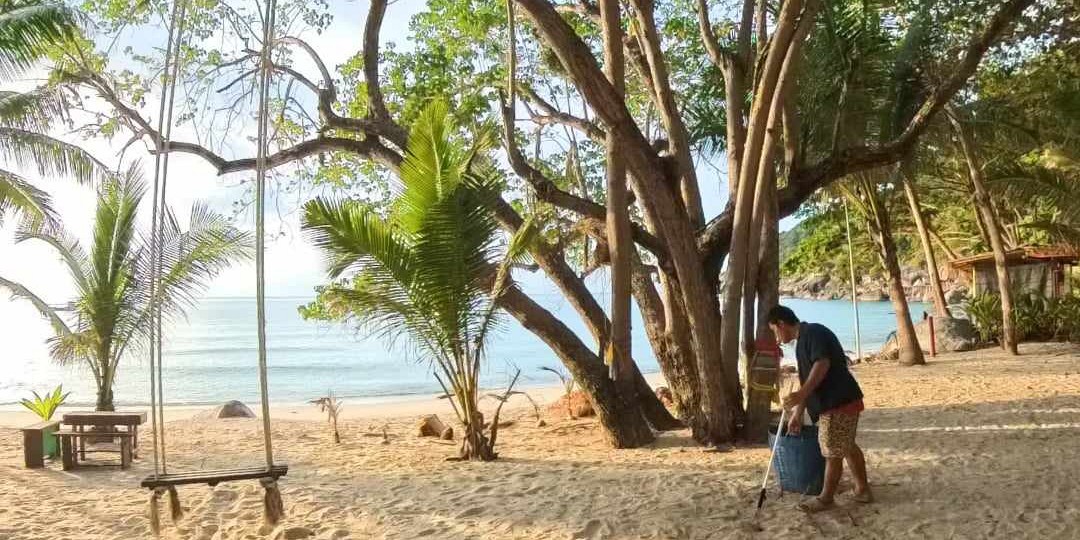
[949,245,1078,299]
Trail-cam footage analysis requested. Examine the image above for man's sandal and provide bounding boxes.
[850,490,874,504]
[798,498,835,513]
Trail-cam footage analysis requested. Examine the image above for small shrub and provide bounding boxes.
[961,291,1002,344]
[962,291,1080,344]
[1013,293,1049,341]
[1047,295,1080,342]
[20,385,70,421]
[310,391,343,444]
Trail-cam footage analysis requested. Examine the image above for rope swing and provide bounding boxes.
[142,0,287,533]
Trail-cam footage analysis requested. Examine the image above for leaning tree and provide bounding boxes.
[51,0,1068,446]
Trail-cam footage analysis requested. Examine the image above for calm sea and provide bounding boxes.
[0,296,926,407]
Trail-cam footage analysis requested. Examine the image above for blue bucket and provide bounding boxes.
[767,424,825,496]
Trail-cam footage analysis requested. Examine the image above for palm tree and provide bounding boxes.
[0,1,101,226]
[301,102,533,461]
[0,168,252,411]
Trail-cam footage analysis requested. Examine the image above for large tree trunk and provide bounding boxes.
[518,0,739,443]
[930,229,960,262]
[900,163,950,317]
[755,175,781,339]
[949,108,1018,355]
[498,286,654,447]
[491,200,665,439]
[600,0,635,393]
[720,0,813,397]
[631,263,703,434]
[861,185,926,366]
[741,163,774,358]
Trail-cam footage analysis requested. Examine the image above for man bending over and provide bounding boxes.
[768,305,873,512]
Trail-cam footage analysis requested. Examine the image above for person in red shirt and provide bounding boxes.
[768,305,873,513]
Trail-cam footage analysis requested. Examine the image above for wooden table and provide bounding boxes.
[61,411,148,461]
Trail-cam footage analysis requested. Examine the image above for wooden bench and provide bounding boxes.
[21,421,60,468]
[54,430,134,471]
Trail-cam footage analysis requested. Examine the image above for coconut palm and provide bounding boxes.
[0,1,101,226]
[0,168,252,411]
[301,101,534,461]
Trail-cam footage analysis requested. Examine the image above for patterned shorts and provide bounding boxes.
[818,412,860,458]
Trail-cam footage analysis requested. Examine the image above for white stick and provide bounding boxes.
[760,405,788,491]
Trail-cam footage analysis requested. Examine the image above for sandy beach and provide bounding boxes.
[2,343,1080,539]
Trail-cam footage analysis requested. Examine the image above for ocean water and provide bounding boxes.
[0,296,926,407]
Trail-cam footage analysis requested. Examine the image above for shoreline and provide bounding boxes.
[0,372,667,428]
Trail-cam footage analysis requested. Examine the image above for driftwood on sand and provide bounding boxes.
[417,414,454,440]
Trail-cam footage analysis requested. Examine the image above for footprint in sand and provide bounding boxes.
[571,519,609,540]
[456,506,485,519]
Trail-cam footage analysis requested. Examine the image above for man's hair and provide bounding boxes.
[766,305,799,325]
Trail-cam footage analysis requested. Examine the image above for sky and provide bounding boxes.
[0,1,795,361]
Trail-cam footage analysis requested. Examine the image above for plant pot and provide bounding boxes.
[42,423,59,458]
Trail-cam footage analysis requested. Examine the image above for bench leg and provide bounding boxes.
[77,425,85,461]
[132,425,139,459]
[120,438,132,469]
[61,437,75,471]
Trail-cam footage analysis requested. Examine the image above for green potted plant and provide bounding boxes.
[20,385,70,458]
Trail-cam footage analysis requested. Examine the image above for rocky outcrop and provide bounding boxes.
[879,316,979,355]
[779,266,968,305]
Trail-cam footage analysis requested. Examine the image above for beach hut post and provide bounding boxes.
[844,200,863,360]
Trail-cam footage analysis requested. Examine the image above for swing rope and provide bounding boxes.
[254,0,279,472]
[253,0,285,522]
[147,0,189,480]
[146,1,188,531]
[143,0,286,531]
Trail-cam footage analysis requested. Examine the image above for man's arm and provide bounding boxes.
[784,359,829,407]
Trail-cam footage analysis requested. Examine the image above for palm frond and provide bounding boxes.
[302,197,416,281]
[46,330,97,368]
[154,202,253,317]
[0,87,69,132]
[0,127,109,185]
[0,275,71,336]
[0,168,53,227]
[0,2,79,81]
[988,165,1080,221]
[13,221,90,294]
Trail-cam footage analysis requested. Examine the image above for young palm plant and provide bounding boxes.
[0,168,252,411]
[0,1,104,226]
[301,102,534,461]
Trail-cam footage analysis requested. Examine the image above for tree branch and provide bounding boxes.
[168,136,403,176]
[628,0,704,227]
[519,85,605,142]
[498,91,670,265]
[695,0,729,70]
[698,0,1037,266]
[362,0,408,148]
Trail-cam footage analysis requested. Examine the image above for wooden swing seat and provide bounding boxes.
[141,464,288,488]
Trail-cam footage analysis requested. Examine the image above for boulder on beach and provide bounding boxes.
[879,316,979,356]
[547,391,595,418]
[206,400,256,419]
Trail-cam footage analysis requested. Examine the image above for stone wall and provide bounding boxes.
[779,266,968,304]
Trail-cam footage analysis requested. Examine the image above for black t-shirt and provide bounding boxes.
[795,322,863,422]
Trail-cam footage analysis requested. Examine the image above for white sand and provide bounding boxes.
[2,343,1079,539]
